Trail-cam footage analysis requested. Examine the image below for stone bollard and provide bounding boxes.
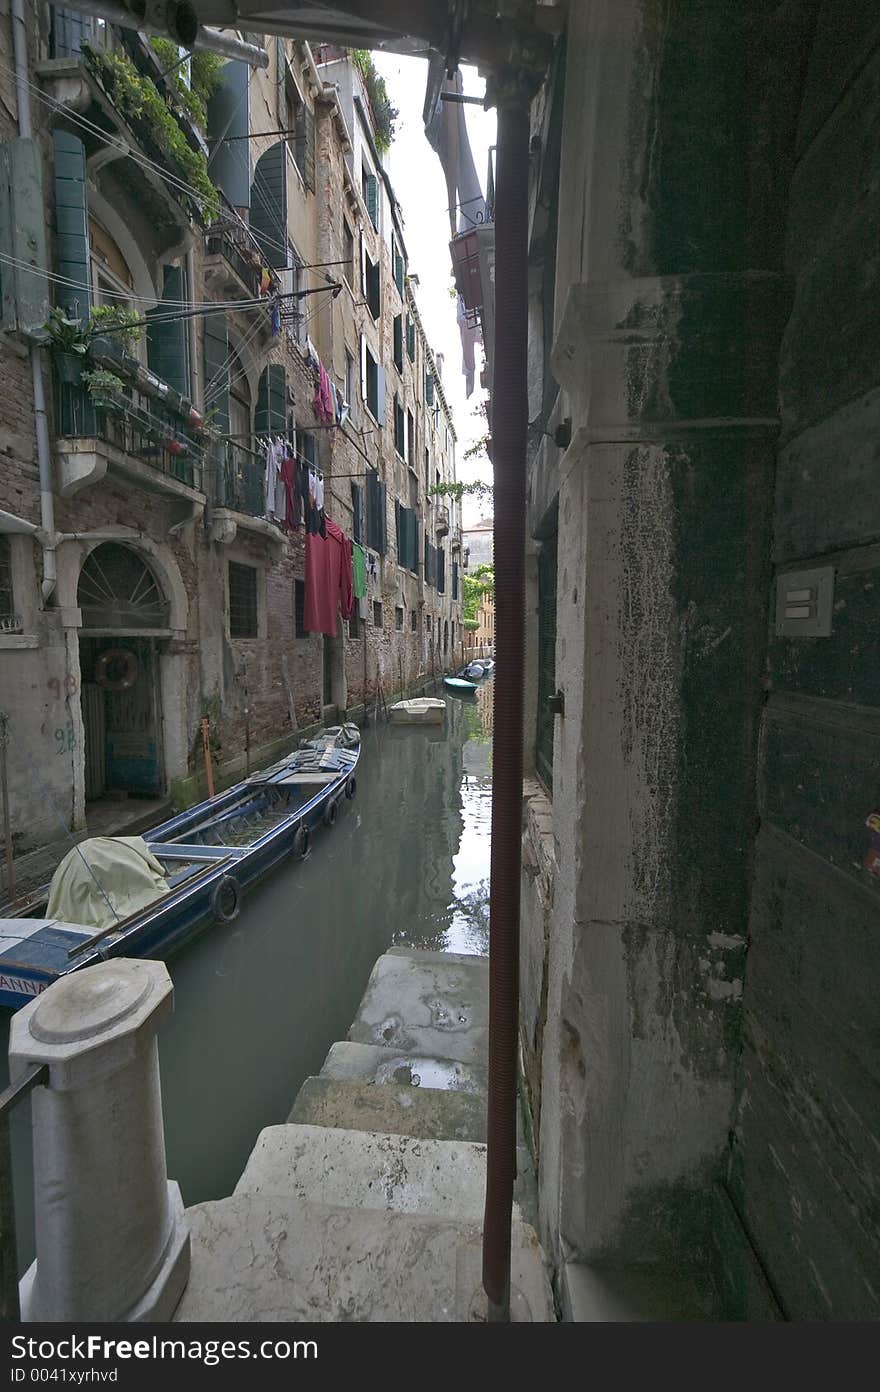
[9,958,190,1322]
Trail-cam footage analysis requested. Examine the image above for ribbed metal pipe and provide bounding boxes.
[482,93,530,1322]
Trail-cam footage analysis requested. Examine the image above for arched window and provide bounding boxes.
[88,218,144,362]
[78,543,168,630]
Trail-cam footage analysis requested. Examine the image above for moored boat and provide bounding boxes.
[443,675,478,694]
[389,698,447,725]
[0,724,361,1011]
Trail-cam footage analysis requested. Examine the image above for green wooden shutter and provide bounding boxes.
[393,314,402,368]
[53,129,90,317]
[250,141,287,269]
[51,7,92,58]
[275,37,285,120]
[407,317,416,361]
[147,265,189,396]
[207,60,250,209]
[202,310,229,433]
[452,560,459,600]
[408,510,418,573]
[366,173,378,227]
[425,372,434,405]
[255,363,287,434]
[437,546,445,595]
[351,482,362,544]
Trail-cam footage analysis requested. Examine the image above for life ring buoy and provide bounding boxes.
[94,647,139,692]
[292,822,310,859]
[345,777,356,801]
[323,798,338,828]
[211,873,241,923]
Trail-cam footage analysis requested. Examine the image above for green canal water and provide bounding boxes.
[2,681,493,1272]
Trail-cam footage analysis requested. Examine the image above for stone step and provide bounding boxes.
[288,1075,487,1142]
[176,1193,555,1323]
[347,951,489,1064]
[319,1040,487,1094]
[235,1123,501,1223]
[562,1262,721,1321]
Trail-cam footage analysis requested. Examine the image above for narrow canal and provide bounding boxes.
[2,680,493,1269]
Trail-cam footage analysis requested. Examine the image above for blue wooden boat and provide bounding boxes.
[0,725,360,1012]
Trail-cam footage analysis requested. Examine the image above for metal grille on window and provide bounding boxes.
[294,579,307,639]
[0,538,21,633]
[229,561,258,638]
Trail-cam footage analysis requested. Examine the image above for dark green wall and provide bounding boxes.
[730,4,880,1319]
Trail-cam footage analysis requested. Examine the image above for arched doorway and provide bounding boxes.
[77,543,169,802]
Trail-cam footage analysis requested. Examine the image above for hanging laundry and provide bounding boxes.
[303,517,354,636]
[280,447,299,530]
[270,297,281,336]
[263,438,282,519]
[274,438,287,520]
[313,361,334,426]
[352,542,366,600]
[259,266,272,296]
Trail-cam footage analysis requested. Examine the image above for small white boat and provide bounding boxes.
[389,697,447,725]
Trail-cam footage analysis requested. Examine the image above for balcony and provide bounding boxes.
[204,222,280,304]
[210,442,285,549]
[435,504,450,538]
[38,23,214,239]
[54,359,206,512]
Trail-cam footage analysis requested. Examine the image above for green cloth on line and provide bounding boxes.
[352,542,366,599]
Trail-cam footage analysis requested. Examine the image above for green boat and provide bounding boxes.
[443,676,478,694]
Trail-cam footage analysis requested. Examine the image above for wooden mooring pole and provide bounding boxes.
[200,717,215,799]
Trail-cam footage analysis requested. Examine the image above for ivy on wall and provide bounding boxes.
[84,45,219,222]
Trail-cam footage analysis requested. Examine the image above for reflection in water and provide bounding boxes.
[1,682,494,1259]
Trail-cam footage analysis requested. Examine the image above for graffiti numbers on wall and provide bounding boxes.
[48,675,79,700]
[54,722,78,755]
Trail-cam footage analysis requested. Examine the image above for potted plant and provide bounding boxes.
[44,307,89,382]
[81,368,126,412]
[88,305,142,355]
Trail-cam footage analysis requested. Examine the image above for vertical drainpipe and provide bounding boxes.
[186,246,201,413]
[11,0,57,603]
[481,83,531,1322]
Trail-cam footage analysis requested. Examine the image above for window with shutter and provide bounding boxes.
[53,130,90,317]
[394,398,405,457]
[425,372,434,406]
[365,253,380,319]
[365,469,386,554]
[255,364,287,435]
[406,410,414,466]
[452,561,459,601]
[250,142,287,269]
[351,482,362,544]
[147,265,189,396]
[437,547,446,595]
[362,166,378,228]
[407,316,416,362]
[393,314,403,371]
[50,7,93,59]
[202,311,229,433]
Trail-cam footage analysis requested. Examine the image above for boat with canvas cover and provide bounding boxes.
[0,724,360,1011]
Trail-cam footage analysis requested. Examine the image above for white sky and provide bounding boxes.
[372,54,496,527]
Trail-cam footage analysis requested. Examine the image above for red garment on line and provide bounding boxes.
[303,517,354,636]
[279,453,298,530]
